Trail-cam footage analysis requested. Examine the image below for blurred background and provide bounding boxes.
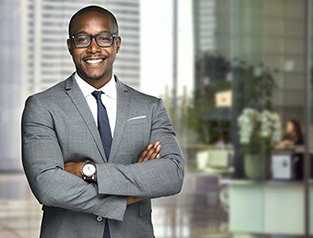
[1,0,313,237]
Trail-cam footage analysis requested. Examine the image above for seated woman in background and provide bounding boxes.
[277,119,304,149]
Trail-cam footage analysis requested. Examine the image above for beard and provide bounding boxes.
[77,68,110,82]
[88,75,103,81]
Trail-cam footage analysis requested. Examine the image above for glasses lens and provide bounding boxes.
[74,34,90,47]
[96,33,114,47]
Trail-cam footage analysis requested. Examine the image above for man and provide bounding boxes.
[21,5,184,238]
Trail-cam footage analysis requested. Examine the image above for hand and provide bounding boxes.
[137,141,161,163]
[126,141,162,205]
[65,142,161,205]
[277,139,294,149]
[64,161,85,178]
[127,196,141,205]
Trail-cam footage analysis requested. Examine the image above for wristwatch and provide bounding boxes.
[81,161,97,182]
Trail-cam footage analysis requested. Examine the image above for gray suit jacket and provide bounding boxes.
[21,74,184,238]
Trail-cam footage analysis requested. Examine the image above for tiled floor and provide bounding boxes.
[0,172,229,238]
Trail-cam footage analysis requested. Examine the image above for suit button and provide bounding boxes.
[96,216,103,222]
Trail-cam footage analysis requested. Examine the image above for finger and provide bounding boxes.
[138,147,151,162]
[149,145,161,159]
[138,142,161,163]
[138,144,153,162]
[141,149,155,161]
[153,141,161,149]
[138,157,144,163]
[156,144,161,152]
[150,144,162,158]
[140,144,152,158]
[142,145,160,161]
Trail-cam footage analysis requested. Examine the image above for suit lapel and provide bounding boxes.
[65,75,107,162]
[109,78,130,163]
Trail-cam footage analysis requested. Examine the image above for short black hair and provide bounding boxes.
[68,5,119,36]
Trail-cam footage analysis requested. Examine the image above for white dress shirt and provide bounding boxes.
[75,73,117,137]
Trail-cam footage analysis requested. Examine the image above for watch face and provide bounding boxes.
[83,164,96,177]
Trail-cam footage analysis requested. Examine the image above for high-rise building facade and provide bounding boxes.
[193,0,216,56]
[0,0,24,170]
[24,0,140,96]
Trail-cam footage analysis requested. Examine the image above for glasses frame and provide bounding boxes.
[70,31,118,48]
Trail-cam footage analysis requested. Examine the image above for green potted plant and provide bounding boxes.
[238,108,281,179]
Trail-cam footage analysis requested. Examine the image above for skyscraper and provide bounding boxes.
[0,0,24,170]
[193,0,216,55]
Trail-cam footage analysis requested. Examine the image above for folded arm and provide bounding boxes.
[96,98,184,199]
[65,99,184,200]
[22,96,127,220]
[65,141,162,205]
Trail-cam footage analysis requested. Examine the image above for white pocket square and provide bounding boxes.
[127,115,147,121]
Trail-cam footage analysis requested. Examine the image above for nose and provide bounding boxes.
[87,38,101,53]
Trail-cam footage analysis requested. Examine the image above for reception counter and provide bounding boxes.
[222,179,310,236]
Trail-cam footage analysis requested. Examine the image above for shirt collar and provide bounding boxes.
[74,72,116,100]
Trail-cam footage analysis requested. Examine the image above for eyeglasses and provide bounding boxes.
[70,32,118,48]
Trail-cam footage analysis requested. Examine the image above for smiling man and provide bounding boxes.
[67,7,119,86]
[21,5,184,238]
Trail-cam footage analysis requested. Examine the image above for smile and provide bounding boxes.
[84,58,104,64]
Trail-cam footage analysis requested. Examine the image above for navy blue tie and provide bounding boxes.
[91,90,112,159]
[91,90,112,238]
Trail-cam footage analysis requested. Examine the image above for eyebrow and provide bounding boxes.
[70,30,115,36]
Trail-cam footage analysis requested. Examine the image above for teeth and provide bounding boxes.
[86,59,103,64]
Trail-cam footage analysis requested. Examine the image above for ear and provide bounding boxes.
[115,36,122,54]
[67,39,73,55]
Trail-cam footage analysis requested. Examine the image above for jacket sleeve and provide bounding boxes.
[22,95,127,221]
[96,98,185,199]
